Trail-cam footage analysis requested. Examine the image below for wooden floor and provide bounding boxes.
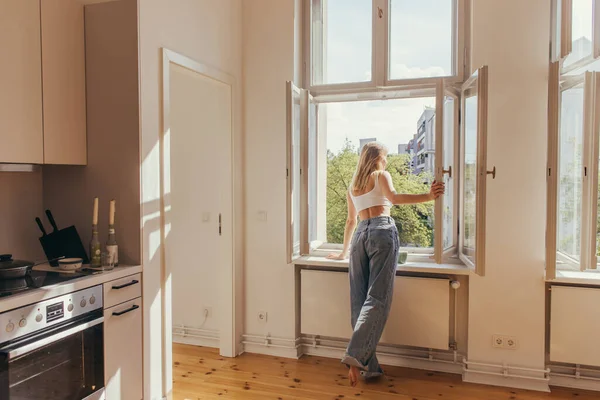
[173,344,596,400]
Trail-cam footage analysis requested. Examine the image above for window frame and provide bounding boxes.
[304,0,468,94]
[288,77,490,271]
[547,68,600,278]
[286,81,303,263]
[552,0,600,73]
[458,66,490,276]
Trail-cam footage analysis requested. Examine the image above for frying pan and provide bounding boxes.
[0,254,64,279]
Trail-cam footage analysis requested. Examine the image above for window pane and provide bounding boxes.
[563,0,593,69]
[557,85,584,266]
[323,97,436,248]
[311,0,372,85]
[443,96,455,249]
[389,0,453,80]
[462,95,477,263]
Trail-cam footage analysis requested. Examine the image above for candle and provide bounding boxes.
[92,197,99,226]
[109,199,116,225]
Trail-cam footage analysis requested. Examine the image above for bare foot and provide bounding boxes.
[348,366,360,387]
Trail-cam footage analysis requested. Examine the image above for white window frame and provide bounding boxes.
[552,0,600,73]
[293,0,494,275]
[547,67,600,278]
[304,0,468,94]
[288,79,491,274]
[458,66,490,276]
[286,81,302,263]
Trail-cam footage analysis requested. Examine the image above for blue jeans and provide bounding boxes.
[341,216,399,378]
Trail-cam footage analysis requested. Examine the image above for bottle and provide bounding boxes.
[90,197,101,267]
[106,199,119,266]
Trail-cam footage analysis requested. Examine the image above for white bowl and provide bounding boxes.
[58,258,83,271]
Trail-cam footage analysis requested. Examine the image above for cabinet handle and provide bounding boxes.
[112,279,139,290]
[112,304,139,317]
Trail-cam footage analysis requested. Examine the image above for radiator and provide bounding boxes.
[550,285,600,366]
[301,270,450,350]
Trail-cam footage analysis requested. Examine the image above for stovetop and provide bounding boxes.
[0,269,92,298]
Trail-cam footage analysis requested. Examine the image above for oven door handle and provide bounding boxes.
[4,317,104,360]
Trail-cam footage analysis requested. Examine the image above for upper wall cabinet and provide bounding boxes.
[41,0,87,165]
[0,0,87,165]
[0,0,44,164]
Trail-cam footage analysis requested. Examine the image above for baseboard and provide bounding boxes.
[173,336,219,348]
[301,344,464,374]
[242,341,301,359]
[550,374,600,391]
[463,370,550,392]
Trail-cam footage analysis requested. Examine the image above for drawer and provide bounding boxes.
[103,273,141,308]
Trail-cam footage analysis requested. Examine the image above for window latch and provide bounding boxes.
[219,213,222,236]
[442,166,452,178]
[378,7,383,19]
[486,166,496,179]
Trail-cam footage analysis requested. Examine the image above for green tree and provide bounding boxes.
[326,141,434,246]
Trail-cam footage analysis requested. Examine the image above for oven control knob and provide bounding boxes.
[80,299,87,308]
[90,295,96,305]
[35,314,43,323]
[19,318,27,328]
[67,303,74,312]
[5,322,14,333]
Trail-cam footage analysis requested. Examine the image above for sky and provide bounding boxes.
[322,0,452,154]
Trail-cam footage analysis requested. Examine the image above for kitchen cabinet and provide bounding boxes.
[0,0,86,165]
[0,0,44,164]
[104,275,143,400]
[40,0,87,165]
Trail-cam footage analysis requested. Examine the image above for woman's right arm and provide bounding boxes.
[379,171,445,205]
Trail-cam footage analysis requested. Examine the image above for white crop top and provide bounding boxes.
[349,172,393,213]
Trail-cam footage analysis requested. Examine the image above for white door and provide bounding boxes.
[166,62,233,352]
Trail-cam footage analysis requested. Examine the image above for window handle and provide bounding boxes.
[487,167,496,179]
[442,166,452,178]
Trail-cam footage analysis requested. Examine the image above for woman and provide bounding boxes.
[327,142,445,386]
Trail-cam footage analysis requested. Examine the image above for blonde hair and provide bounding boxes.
[352,142,388,193]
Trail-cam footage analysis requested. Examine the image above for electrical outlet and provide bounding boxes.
[505,336,518,350]
[257,311,268,324]
[493,335,518,350]
[492,335,504,348]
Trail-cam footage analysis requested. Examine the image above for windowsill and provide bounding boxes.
[293,255,472,276]
[549,269,600,286]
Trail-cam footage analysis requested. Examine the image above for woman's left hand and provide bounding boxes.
[327,252,347,260]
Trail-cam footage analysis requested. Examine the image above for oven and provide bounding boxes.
[0,285,105,400]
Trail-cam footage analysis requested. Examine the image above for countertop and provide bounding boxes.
[0,265,142,313]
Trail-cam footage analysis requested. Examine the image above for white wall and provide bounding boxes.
[466,0,549,383]
[243,0,299,344]
[138,1,243,399]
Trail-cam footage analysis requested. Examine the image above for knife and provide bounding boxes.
[45,210,59,233]
[35,217,47,236]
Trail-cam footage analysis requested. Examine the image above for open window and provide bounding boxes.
[289,67,491,273]
[547,67,600,278]
[458,66,490,276]
[434,81,460,263]
[286,81,302,263]
[552,0,600,71]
